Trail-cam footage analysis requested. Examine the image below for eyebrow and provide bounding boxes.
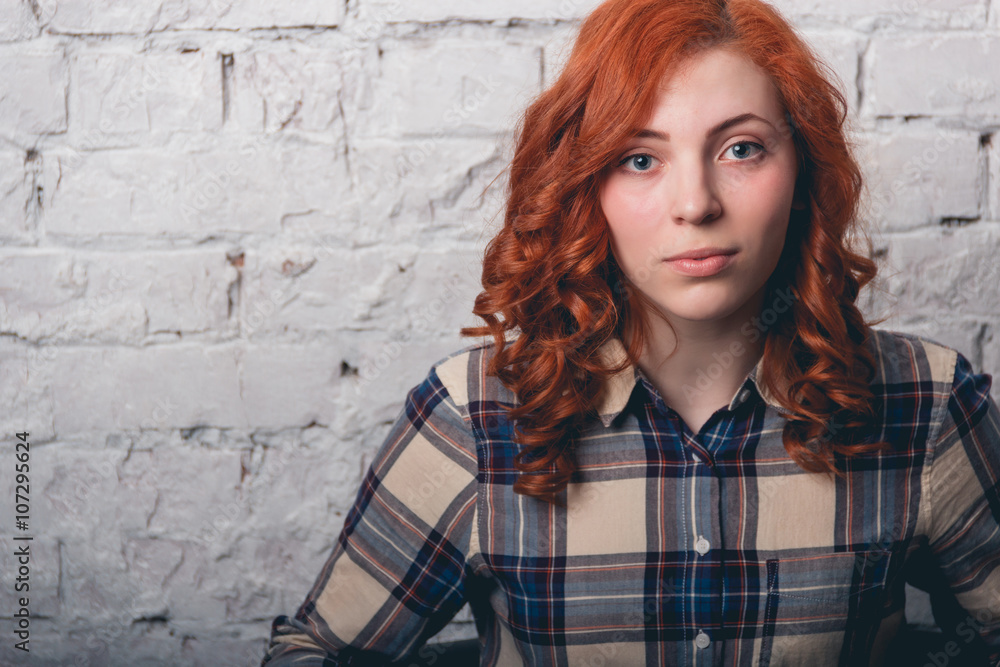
[633,112,775,142]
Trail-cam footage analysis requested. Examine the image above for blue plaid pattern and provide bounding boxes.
[262,328,1000,666]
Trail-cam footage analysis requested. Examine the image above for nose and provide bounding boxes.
[668,158,722,225]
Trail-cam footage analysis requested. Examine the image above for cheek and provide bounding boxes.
[601,183,661,246]
[602,192,649,267]
[733,170,796,233]
[600,177,663,223]
[748,162,798,217]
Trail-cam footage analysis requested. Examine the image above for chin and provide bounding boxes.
[657,304,732,324]
[658,294,739,322]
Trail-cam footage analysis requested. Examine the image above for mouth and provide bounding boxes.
[663,252,737,277]
[664,246,739,261]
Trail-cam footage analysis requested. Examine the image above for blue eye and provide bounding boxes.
[725,142,765,160]
[620,154,656,172]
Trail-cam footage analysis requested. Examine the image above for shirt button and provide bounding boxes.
[695,631,711,649]
[695,536,710,555]
[739,389,751,403]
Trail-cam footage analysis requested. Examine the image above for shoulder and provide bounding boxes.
[865,327,994,444]
[864,327,961,393]
[425,337,517,419]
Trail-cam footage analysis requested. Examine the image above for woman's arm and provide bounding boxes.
[924,350,1000,665]
[261,362,480,665]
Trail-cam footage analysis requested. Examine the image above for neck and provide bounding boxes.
[632,283,770,413]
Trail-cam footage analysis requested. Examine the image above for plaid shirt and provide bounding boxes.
[262,328,1000,666]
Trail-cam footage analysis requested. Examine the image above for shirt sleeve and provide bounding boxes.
[261,363,480,666]
[925,350,1000,665]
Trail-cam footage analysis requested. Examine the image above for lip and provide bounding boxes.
[664,250,737,277]
[664,246,738,261]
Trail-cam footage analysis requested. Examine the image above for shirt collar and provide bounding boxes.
[594,336,788,428]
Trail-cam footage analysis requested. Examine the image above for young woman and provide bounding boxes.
[262,0,1000,664]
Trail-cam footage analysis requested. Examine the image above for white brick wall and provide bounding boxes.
[0,0,997,663]
[0,44,67,135]
[866,34,1000,119]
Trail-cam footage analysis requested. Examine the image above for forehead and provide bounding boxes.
[651,47,786,120]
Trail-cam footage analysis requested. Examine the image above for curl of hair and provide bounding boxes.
[461,0,892,504]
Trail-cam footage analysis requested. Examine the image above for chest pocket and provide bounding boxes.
[757,550,892,667]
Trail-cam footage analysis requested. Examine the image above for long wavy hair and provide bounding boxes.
[461,0,891,503]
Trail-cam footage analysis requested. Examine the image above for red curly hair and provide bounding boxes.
[461,0,891,503]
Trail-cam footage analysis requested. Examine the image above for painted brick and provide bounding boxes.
[0,345,56,441]
[207,451,365,620]
[347,137,507,244]
[32,440,247,628]
[346,336,480,426]
[238,246,415,338]
[42,136,350,238]
[171,1,345,30]
[360,0,603,23]
[0,149,32,241]
[50,344,245,433]
[238,245,482,346]
[859,128,981,231]
[239,344,343,428]
[179,636,270,667]
[866,34,1000,119]
[70,50,223,135]
[878,223,1000,325]
[0,0,39,41]
[45,0,344,33]
[0,249,236,343]
[360,39,542,136]
[0,45,68,135]
[799,30,864,120]
[399,249,484,337]
[903,585,936,629]
[983,324,1000,399]
[0,622,88,666]
[989,132,999,220]
[229,45,357,134]
[37,441,156,541]
[540,24,580,87]
[768,0,986,29]
[43,1,165,34]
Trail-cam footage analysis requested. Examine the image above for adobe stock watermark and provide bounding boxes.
[355,72,504,203]
[68,591,148,667]
[353,274,469,394]
[400,455,468,513]
[864,127,972,224]
[679,285,799,405]
[921,603,999,667]
[549,576,687,667]
[2,262,138,397]
[193,442,298,545]
[45,397,177,521]
[149,133,273,226]
[55,62,163,177]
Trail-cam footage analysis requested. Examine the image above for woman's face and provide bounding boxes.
[599,46,801,329]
